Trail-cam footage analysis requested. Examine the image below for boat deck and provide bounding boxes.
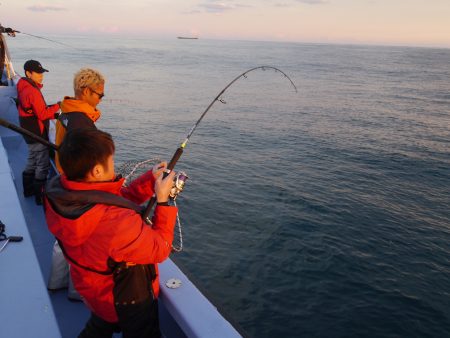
[1,133,89,337]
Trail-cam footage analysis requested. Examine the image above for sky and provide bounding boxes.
[1,0,450,47]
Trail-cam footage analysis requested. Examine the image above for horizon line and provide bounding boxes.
[5,31,450,50]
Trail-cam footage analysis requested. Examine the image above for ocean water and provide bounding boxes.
[7,35,450,337]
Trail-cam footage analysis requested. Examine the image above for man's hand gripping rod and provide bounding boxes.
[142,147,184,223]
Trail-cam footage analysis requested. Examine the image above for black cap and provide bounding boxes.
[24,60,49,74]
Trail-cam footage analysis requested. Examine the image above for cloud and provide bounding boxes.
[199,2,235,13]
[274,3,293,7]
[27,5,67,12]
[295,0,327,4]
[194,1,251,14]
[271,0,327,9]
[183,9,203,14]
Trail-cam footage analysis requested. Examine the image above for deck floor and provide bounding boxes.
[4,135,90,338]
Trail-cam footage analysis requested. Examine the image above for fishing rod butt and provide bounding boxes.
[0,118,59,150]
[142,196,157,222]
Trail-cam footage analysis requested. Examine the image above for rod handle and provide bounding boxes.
[167,147,184,171]
[142,147,184,222]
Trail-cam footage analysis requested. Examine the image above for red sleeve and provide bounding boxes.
[24,86,59,121]
[120,170,155,204]
[109,205,178,264]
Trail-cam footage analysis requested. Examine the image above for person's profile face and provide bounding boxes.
[101,154,115,182]
[85,83,105,108]
[27,71,44,84]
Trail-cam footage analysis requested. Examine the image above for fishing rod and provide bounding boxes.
[0,24,75,49]
[0,118,59,150]
[142,66,297,222]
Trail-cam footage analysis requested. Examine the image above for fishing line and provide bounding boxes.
[118,158,162,186]
[142,66,297,222]
[18,31,76,49]
[117,157,185,251]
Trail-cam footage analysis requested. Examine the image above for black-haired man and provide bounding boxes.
[45,128,177,337]
[17,59,60,204]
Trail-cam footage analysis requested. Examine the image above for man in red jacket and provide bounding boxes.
[44,128,178,337]
[17,59,60,204]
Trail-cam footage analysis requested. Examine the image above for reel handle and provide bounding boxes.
[142,147,184,222]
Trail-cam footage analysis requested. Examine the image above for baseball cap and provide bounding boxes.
[24,60,49,74]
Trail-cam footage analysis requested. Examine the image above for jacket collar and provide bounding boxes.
[21,76,43,89]
[60,96,101,122]
[61,174,125,194]
[46,175,142,221]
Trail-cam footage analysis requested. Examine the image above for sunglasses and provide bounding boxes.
[89,87,105,99]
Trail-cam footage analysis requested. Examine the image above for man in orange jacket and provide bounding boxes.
[48,67,105,299]
[17,59,60,204]
[54,67,105,173]
[45,128,177,337]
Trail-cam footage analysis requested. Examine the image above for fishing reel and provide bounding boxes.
[169,171,189,200]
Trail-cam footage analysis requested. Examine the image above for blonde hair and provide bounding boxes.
[73,68,105,95]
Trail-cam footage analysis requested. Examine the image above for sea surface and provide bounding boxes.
[8,35,450,337]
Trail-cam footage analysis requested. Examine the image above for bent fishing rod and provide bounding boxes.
[0,118,59,150]
[142,66,297,221]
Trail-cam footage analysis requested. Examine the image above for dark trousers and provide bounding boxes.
[78,299,161,338]
[24,142,49,180]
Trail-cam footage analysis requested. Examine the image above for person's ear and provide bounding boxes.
[80,87,90,99]
[25,70,32,78]
[90,163,104,180]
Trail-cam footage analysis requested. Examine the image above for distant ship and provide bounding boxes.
[177,36,198,40]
